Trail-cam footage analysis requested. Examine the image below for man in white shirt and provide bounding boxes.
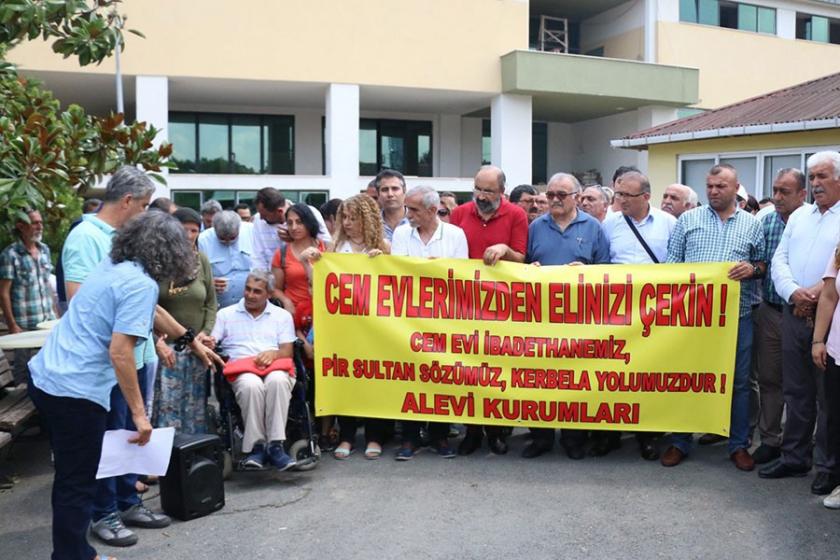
[601,171,675,460]
[211,270,297,471]
[602,172,676,265]
[761,151,840,496]
[251,188,331,271]
[391,186,467,460]
[391,186,469,260]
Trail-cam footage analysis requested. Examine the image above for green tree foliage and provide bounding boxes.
[0,0,172,255]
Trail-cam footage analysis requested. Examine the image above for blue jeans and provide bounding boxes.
[92,366,147,521]
[671,314,753,455]
[28,383,107,560]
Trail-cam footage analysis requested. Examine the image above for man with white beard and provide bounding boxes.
[0,209,56,384]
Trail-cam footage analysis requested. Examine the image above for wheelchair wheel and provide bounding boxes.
[289,439,320,471]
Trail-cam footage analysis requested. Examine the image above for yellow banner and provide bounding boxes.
[313,254,741,435]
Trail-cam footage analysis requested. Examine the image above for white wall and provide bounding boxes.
[546,122,574,178]
[568,111,646,184]
[581,0,646,54]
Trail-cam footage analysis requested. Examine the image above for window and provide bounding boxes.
[357,118,432,177]
[171,190,328,212]
[678,148,839,203]
[797,13,840,44]
[680,1,775,34]
[481,120,549,185]
[169,112,294,175]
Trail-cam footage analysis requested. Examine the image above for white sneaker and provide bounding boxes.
[823,485,840,509]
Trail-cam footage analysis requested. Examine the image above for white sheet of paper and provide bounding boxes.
[96,427,175,479]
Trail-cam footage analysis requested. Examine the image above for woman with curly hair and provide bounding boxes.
[154,208,217,434]
[300,193,391,460]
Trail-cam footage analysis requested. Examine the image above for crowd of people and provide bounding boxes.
[3,151,840,559]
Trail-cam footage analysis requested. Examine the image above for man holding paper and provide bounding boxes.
[27,212,218,560]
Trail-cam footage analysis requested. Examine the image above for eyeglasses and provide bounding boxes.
[614,191,646,199]
[473,187,500,196]
[545,190,579,201]
[437,209,450,217]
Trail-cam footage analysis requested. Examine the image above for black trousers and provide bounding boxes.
[338,416,391,446]
[29,383,107,560]
[824,356,840,475]
[402,420,450,447]
[529,427,587,448]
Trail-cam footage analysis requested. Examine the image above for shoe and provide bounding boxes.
[487,436,508,455]
[521,441,553,459]
[751,444,781,465]
[457,433,482,456]
[318,434,336,453]
[395,444,415,461]
[90,512,138,547]
[267,444,297,471]
[242,444,266,470]
[730,449,755,472]
[120,504,171,529]
[639,441,659,461]
[588,435,621,457]
[562,443,586,461]
[823,485,840,509]
[812,472,840,495]
[698,433,727,445]
[431,440,456,459]
[660,446,686,467]
[758,459,809,479]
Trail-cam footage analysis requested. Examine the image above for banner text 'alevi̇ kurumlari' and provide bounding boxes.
[313,254,741,435]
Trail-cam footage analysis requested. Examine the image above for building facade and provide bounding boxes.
[8,0,840,207]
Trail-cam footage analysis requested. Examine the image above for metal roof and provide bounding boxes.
[612,72,840,149]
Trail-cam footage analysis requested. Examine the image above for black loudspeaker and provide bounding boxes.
[160,433,225,521]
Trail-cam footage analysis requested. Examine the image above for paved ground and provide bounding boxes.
[1,430,838,560]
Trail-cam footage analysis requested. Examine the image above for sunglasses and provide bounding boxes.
[437,209,450,217]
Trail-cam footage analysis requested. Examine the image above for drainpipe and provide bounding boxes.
[644,0,657,63]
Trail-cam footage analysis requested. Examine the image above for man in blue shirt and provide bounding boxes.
[28,212,216,560]
[199,210,254,309]
[662,163,765,472]
[523,172,610,460]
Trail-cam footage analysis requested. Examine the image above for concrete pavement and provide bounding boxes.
[1,431,838,559]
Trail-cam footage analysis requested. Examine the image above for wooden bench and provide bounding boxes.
[0,353,36,451]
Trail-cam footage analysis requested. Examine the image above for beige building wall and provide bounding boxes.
[9,0,527,93]
[646,129,840,199]
[658,22,840,109]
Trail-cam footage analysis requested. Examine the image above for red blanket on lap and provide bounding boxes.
[222,356,296,382]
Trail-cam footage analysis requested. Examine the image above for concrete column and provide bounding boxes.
[644,0,658,63]
[490,94,532,188]
[460,118,483,178]
[438,114,462,178]
[777,9,796,40]
[325,83,360,199]
[135,75,169,197]
[294,110,323,176]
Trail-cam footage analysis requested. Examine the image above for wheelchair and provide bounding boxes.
[207,339,321,477]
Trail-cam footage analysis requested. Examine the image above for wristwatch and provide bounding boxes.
[752,263,763,278]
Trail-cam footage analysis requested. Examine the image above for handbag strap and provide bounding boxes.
[623,214,659,264]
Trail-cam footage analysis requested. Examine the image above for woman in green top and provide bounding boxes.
[153,208,217,433]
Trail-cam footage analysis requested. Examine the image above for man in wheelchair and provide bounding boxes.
[209,269,297,471]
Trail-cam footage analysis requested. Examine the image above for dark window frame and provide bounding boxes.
[169,111,295,175]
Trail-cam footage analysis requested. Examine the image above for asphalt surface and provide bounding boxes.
[1,430,838,560]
